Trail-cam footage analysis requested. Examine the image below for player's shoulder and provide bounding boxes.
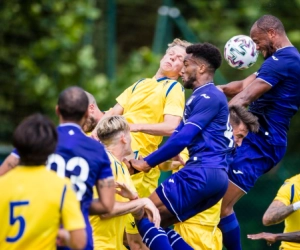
[283,174,300,185]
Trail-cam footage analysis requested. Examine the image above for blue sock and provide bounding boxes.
[218,212,242,250]
[165,228,193,250]
[136,218,173,250]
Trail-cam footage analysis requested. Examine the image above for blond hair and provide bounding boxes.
[97,115,130,146]
[168,38,192,49]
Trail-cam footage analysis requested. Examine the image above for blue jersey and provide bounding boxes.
[183,82,233,169]
[249,46,300,146]
[47,123,113,250]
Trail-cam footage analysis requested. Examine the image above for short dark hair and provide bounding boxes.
[229,105,259,133]
[13,113,57,165]
[58,86,89,122]
[186,43,222,72]
[256,15,285,34]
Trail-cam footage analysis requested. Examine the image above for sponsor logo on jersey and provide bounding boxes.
[232,169,244,175]
[200,94,210,99]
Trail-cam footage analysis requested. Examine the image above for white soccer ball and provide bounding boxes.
[224,35,258,70]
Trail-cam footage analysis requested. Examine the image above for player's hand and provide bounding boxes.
[143,198,161,228]
[129,123,140,132]
[56,228,70,247]
[123,158,141,175]
[129,158,151,173]
[172,154,185,166]
[247,232,277,246]
[115,181,138,200]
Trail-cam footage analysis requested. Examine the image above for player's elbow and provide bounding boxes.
[262,214,273,226]
[69,229,87,250]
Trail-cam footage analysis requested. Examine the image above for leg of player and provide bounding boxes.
[136,191,193,250]
[219,182,245,250]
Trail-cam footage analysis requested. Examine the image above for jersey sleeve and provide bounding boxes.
[187,94,220,129]
[256,59,285,87]
[97,150,114,181]
[61,182,86,231]
[274,180,294,206]
[163,81,185,117]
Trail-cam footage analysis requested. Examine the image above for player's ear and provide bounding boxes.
[55,105,60,116]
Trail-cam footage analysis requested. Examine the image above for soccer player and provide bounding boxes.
[82,91,105,134]
[248,174,300,249]
[169,105,259,250]
[93,38,191,198]
[128,42,233,250]
[48,86,115,250]
[217,15,300,250]
[0,113,86,250]
[89,116,159,250]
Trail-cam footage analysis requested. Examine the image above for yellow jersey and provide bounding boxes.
[89,152,138,250]
[173,149,222,250]
[274,174,300,250]
[116,77,185,197]
[0,166,85,250]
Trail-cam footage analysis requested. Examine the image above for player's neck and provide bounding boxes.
[106,146,124,163]
[192,76,214,90]
[275,36,293,50]
[154,70,179,81]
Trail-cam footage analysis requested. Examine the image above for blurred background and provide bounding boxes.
[1,0,300,249]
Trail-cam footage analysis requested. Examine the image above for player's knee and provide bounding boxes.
[220,204,233,217]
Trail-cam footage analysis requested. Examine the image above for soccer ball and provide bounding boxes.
[224,35,258,70]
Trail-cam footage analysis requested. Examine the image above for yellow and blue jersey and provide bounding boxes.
[116,76,185,197]
[173,149,223,250]
[89,152,138,250]
[0,165,85,250]
[274,174,300,250]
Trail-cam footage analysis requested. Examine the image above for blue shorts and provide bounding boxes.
[156,166,228,222]
[228,131,286,193]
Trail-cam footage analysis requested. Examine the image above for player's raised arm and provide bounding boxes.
[228,78,272,106]
[218,73,256,98]
[129,114,182,136]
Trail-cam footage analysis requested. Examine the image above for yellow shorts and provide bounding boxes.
[174,222,222,250]
[125,213,139,235]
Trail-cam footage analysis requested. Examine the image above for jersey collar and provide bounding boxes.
[193,82,214,93]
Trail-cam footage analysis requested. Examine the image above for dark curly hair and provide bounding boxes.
[186,43,222,72]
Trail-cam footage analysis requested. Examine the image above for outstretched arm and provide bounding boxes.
[218,74,256,98]
[248,231,300,244]
[129,114,182,136]
[229,78,272,107]
[262,200,300,226]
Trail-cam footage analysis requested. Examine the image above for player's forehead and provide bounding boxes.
[166,45,186,55]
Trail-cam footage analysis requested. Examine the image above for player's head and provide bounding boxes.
[97,115,132,156]
[250,15,286,59]
[56,86,89,124]
[229,105,259,146]
[82,91,104,133]
[159,38,192,79]
[13,113,57,166]
[181,42,222,89]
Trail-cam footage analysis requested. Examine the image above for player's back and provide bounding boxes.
[0,166,83,250]
[249,46,300,146]
[47,123,112,250]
